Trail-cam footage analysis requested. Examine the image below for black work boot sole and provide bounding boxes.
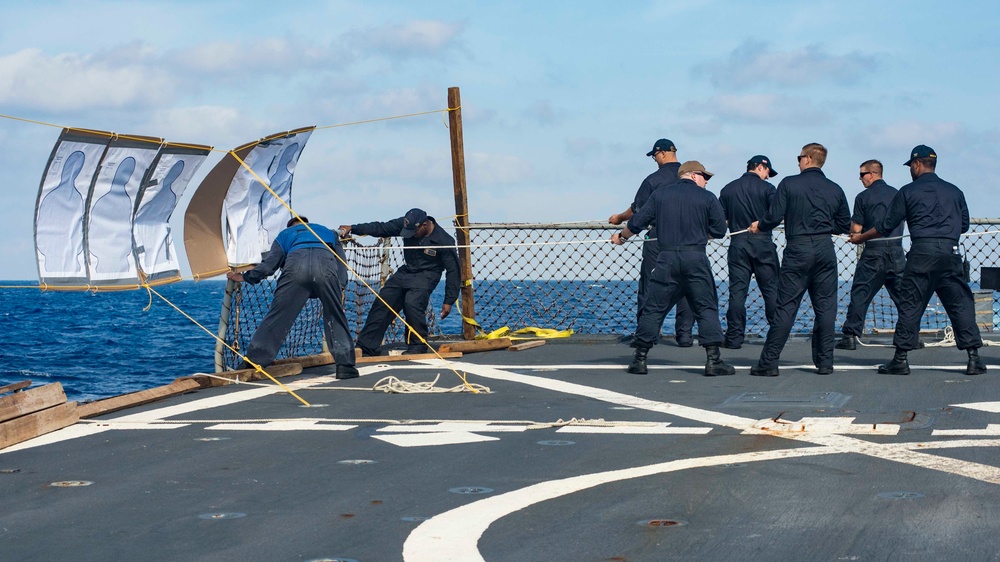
[878,361,910,376]
[336,365,360,380]
[704,364,736,377]
[627,362,648,375]
[834,337,857,351]
[967,359,987,376]
[749,366,779,377]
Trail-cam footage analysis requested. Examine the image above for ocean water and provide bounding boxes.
[1,279,990,402]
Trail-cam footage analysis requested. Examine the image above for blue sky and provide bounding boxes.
[2,0,999,280]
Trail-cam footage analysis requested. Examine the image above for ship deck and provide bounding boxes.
[4,337,1000,561]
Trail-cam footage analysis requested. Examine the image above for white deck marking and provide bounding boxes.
[749,416,900,435]
[953,401,1000,413]
[556,424,711,435]
[377,423,528,433]
[932,424,1000,436]
[403,446,837,562]
[373,432,499,448]
[402,361,1000,561]
[206,421,356,431]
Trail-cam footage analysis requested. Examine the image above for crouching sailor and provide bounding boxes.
[611,161,735,377]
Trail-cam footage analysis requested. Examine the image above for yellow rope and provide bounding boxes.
[141,283,312,407]
[227,150,480,394]
[314,107,458,130]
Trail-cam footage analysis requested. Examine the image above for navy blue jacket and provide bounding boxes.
[719,172,777,233]
[758,167,851,237]
[243,223,346,284]
[351,216,461,304]
[628,178,727,248]
[853,179,904,239]
[630,161,680,232]
[877,172,969,242]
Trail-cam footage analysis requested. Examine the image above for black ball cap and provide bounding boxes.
[904,144,937,166]
[400,208,428,238]
[747,154,778,177]
[646,138,677,156]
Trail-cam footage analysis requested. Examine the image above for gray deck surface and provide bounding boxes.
[4,338,1000,562]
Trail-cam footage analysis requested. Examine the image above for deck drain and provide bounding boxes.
[338,459,376,465]
[401,516,430,522]
[449,486,493,495]
[198,512,247,520]
[537,440,575,446]
[194,437,230,442]
[1,468,21,474]
[638,518,688,527]
[50,480,92,487]
[877,491,924,500]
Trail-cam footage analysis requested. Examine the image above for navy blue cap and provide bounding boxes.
[904,145,937,166]
[646,138,677,156]
[400,208,428,238]
[748,155,778,177]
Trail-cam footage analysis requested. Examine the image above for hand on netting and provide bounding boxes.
[608,213,624,225]
[441,303,453,319]
[226,271,245,283]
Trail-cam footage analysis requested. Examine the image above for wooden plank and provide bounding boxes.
[77,379,201,419]
[0,402,78,450]
[273,352,334,368]
[181,363,304,388]
[0,383,66,424]
[509,340,546,352]
[0,380,31,396]
[439,338,511,353]
[357,352,462,364]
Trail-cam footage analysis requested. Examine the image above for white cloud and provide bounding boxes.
[0,47,175,111]
[688,94,833,127]
[861,120,967,151]
[143,105,254,147]
[171,38,349,77]
[350,20,465,58]
[705,40,875,89]
[467,152,534,185]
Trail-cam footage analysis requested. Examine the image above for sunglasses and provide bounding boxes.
[859,171,874,179]
[797,155,808,162]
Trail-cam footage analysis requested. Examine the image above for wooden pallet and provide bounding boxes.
[0,381,78,450]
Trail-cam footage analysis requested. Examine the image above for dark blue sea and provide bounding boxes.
[1,280,993,402]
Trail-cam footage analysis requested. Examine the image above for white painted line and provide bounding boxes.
[556,424,711,435]
[932,425,1000,436]
[377,423,527,433]
[403,446,837,562]
[0,424,110,454]
[953,401,1000,413]
[749,417,900,436]
[206,421,356,431]
[373,432,499,448]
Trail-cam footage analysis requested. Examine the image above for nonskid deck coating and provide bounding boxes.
[3,339,1000,561]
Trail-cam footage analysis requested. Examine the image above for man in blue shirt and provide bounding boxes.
[836,160,906,350]
[612,161,734,377]
[849,145,985,375]
[748,143,851,376]
[609,139,695,347]
[718,155,780,349]
[227,216,358,379]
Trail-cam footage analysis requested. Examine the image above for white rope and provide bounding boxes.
[196,372,491,393]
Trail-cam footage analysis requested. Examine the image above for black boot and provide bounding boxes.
[967,348,987,376]
[878,348,910,375]
[627,347,649,375]
[835,335,857,350]
[336,365,360,380]
[704,345,735,377]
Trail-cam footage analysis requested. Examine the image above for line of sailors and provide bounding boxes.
[610,140,986,378]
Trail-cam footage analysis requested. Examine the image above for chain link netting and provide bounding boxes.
[217,220,1000,370]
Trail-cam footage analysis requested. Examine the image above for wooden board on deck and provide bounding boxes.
[0,383,67,424]
[0,402,78,450]
[274,353,334,368]
[0,380,32,396]
[509,340,547,351]
[77,379,202,419]
[438,338,511,353]
[180,363,304,388]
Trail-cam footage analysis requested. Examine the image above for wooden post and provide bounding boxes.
[448,87,477,340]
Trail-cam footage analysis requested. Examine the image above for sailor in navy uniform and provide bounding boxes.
[612,160,734,377]
[227,216,359,380]
[340,208,460,356]
[608,138,695,347]
[836,160,906,350]
[748,143,851,376]
[850,145,986,376]
[718,155,780,349]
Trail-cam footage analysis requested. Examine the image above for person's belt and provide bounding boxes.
[660,244,707,251]
[786,234,832,241]
[910,237,959,245]
[864,238,903,246]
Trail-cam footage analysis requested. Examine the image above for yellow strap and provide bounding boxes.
[510,327,574,339]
